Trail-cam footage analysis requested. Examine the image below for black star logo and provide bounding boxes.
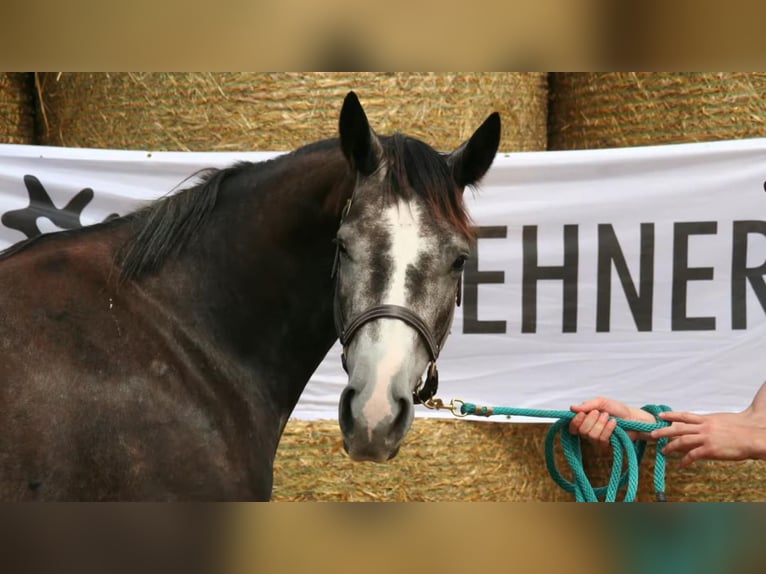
[1,175,118,239]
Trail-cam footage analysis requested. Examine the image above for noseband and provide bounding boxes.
[331,198,462,404]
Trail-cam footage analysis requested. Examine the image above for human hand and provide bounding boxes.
[651,410,765,467]
[569,397,656,447]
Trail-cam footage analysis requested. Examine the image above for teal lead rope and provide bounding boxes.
[459,402,673,502]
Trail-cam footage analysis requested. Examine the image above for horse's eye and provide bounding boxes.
[333,238,349,256]
[452,254,468,271]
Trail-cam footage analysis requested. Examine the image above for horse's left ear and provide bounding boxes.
[447,112,501,189]
[339,91,381,177]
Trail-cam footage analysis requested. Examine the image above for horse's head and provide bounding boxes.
[334,92,501,462]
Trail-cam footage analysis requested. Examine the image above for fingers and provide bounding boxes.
[679,448,705,468]
[658,411,705,424]
[599,417,618,444]
[569,410,616,446]
[568,411,587,435]
[651,421,696,440]
[660,434,702,455]
[651,412,705,440]
[569,410,609,436]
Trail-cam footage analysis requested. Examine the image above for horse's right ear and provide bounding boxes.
[339,91,381,176]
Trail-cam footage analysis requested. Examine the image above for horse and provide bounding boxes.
[0,92,501,500]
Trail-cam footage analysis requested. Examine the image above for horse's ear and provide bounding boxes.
[339,91,381,176]
[448,112,501,189]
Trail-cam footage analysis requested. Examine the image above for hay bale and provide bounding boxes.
[273,419,572,502]
[273,418,766,501]
[36,72,547,152]
[0,73,35,144]
[548,72,766,150]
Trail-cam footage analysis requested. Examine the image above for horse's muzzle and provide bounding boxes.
[338,387,413,463]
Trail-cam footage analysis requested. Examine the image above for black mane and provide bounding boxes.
[116,167,229,282]
[117,139,340,282]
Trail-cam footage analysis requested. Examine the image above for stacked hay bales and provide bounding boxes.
[548,72,766,150]
[0,73,36,144]
[35,72,547,152]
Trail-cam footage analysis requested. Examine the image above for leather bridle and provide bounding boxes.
[331,197,462,404]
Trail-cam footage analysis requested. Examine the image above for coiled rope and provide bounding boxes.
[454,401,673,502]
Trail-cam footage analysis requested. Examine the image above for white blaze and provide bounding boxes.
[361,200,423,437]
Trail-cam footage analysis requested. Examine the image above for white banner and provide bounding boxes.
[1,140,765,421]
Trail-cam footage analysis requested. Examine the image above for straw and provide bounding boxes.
[273,418,766,501]
[0,72,35,144]
[36,72,547,152]
[548,72,766,150]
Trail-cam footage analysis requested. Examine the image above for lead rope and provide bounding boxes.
[425,399,672,502]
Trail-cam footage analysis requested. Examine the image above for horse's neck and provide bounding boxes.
[151,151,353,409]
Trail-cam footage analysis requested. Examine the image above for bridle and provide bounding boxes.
[331,196,462,405]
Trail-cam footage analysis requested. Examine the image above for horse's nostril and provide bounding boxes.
[339,387,356,436]
[389,397,411,440]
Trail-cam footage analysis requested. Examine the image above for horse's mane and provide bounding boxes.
[381,134,474,239]
[117,140,338,282]
[0,163,264,268]
[0,234,44,261]
[116,167,227,282]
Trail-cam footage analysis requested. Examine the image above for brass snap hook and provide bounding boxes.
[422,397,467,418]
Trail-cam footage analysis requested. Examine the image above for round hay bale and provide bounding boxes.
[36,73,547,152]
[273,418,766,501]
[0,73,35,144]
[548,72,766,150]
